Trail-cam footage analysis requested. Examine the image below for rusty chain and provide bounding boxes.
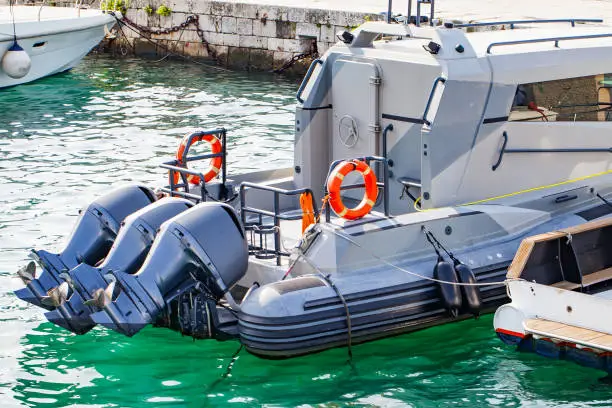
[115,12,317,74]
[272,39,318,74]
[119,13,216,59]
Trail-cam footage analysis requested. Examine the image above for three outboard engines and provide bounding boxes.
[90,202,248,337]
[14,187,249,340]
[15,185,157,309]
[44,197,194,334]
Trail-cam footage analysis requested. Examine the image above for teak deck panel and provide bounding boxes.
[524,318,612,351]
[551,267,612,291]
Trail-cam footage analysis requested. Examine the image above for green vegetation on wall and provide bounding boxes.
[156,4,172,16]
[100,0,128,13]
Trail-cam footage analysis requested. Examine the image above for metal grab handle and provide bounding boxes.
[492,131,508,171]
[422,77,446,126]
[487,32,612,54]
[296,59,323,104]
[456,19,602,29]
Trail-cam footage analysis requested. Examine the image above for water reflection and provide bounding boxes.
[2,55,612,407]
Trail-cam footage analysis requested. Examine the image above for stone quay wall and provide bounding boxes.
[116,0,384,73]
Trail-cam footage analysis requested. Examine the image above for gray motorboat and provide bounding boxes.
[15,6,612,358]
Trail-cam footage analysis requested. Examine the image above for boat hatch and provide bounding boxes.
[332,58,381,201]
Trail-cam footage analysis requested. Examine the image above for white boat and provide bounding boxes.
[0,5,116,87]
[494,218,612,373]
[13,0,612,359]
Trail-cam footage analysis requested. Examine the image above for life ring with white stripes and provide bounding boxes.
[173,133,223,185]
[327,160,378,220]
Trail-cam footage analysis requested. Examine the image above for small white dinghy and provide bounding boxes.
[0,5,116,87]
[494,218,612,372]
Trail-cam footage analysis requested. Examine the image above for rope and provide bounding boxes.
[207,344,244,390]
[422,226,460,264]
[281,194,329,281]
[320,273,353,360]
[293,252,353,359]
[326,228,511,287]
[527,101,549,121]
[596,192,612,210]
[316,194,330,223]
[413,196,423,212]
[299,192,316,233]
[9,0,16,43]
[423,229,442,259]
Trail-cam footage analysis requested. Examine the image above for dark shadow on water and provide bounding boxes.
[13,315,612,407]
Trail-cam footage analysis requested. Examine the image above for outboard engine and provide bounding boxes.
[43,197,194,334]
[89,202,248,337]
[15,185,157,309]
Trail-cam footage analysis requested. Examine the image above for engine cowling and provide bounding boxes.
[90,202,248,337]
[15,185,156,309]
[43,197,194,334]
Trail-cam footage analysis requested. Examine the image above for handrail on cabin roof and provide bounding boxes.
[456,19,603,29]
[487,32,612,54]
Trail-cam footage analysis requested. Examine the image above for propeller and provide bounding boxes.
[40,281,70,308]
[58,272,74,288]
[16,261,36,285]
[84,277,118,309]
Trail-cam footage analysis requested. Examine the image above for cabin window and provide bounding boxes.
[510,74,612,122]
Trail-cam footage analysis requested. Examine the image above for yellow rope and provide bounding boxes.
[413,196,423,212]
[414,169,612,211]
[460,169,612,206]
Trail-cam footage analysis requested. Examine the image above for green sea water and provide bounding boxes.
[1,55,612,407]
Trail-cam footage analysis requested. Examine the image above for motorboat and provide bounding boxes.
[494,218,612,373]
[0,5,116,87]
[14,4,612,358]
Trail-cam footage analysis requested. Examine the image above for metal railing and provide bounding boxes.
[492,131,612,171]
[456,19,602,30]
[422,76,446,127]
[487,32,612,54]
[159,128,227,202]
[240,183,318,266]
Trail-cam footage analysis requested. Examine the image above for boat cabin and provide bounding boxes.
[162,17,612,281]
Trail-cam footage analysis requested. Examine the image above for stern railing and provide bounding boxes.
[240,183,318,266]
[159,128,228,203]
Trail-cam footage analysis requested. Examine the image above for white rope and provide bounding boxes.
[325,228,515,287]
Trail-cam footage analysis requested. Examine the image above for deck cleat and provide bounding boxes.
[14,185,157,310]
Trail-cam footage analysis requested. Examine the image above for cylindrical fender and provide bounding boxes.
[455,262,482,317]
[433,258,462,317]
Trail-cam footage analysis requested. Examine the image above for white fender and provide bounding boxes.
[493,303,526,337]
[2,42,31,79]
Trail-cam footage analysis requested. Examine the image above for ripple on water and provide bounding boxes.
[1,55,612,407]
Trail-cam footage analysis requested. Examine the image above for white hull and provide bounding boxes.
[494,218,612,372]
[0,7,116,87]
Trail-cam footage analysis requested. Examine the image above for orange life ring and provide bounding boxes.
[327,160,378,220]
[173,133,223,185]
